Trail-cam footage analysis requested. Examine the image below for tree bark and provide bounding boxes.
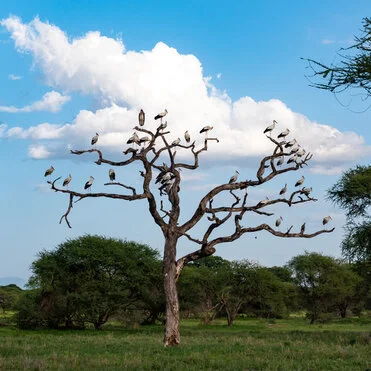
[163,234,180,346]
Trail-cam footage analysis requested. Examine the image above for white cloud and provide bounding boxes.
[1,16,370,174]
[322,39,335,45]
[8,74,22,80]
[0,91,70,113]
[216,73,222,79]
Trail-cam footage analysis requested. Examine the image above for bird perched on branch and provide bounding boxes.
[300,223,306,234]
[295,176,305,187]
[172,138,181,146]
[184,131,191,143]
[285,138,297,148]
[278,128,290,139]
[229,170,239,184]
[138,109,145,126]
[139,136,150,145]
[44,166,55,177]
[63,174,72,187]
[276,216,283,227]
[257,197,270,207]
[200,126,213,135]
[279,184,287,196]
[91,133,99,146]
[127,132,140,145]
[84,176,94,190]
[159,121,167,131]
[109,169,115,182]
[301,187,312,196]
[154,109,168,121]
[264,120,277,136]
[323,216,332,225]
[287,154,298,164]
[277,156,284,166]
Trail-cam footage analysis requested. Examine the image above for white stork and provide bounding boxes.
[127,132,140,146]
[295,176,305,187]
[200,126,213,136]
[285,138,297,148]
[159,121,168,131]
[300,222,306,234]
[63,174,72,187]
[138,109,145,126]
[109,169,115,182]
[184,131,191,143]
[257,197,269,207]
[91,133,99,146]
[154,109,168,122]
[229,170,239,184]
[290,147,299,154]
[278,128,290,139]
[323,216,332,225]
[287,154,298,164]
[301,187,312,196]
[84,176,94,190]
[279,184,287,196]
[44,166,55,177]
[276,216,283,227]
[263,120,277,136]
[296,148,306,157]
[277,156,284,166]
[139,136,150,145]
[172,138,181,146]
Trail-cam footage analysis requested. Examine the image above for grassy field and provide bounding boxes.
[0,316,370,370]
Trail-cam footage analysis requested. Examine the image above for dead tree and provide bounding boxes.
[47,116,334,346]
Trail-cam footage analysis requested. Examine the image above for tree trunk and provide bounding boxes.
[163,235,180,346]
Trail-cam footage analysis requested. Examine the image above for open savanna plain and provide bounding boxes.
[0,316,370,370]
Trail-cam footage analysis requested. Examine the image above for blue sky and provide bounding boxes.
[0,1,370,281]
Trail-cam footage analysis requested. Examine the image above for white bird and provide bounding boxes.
[184,131,191,143]
[264,120,277,136]
[300,222,306,234]
[278,128,290,139]
[91,133,99,146]
[172,138,181,146]
[154,109,168,121]
[323,216,332,225]
[301,187,312,196]
[84,176,94,190]
[229,170,239,184]
[290,147,299,154]
[287,154,298,164]
[276,216,283,227]
[138,109,145,126]
[200,125,213,135]
[257,197,269,207]
[109,169,115,182]
[279,184,287,196]
[295,176,305,187]
[277,156,284,166]
[285,138,297,148]
[296,148,306,157]
[158,121,168,131]
[139,136,150,144]
[63,174,72,187]
[127,132,140,145]
[44,166,55,177]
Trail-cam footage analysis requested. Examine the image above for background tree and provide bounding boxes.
[25,235,161,329]
[47,116,333,345]
[0,284,22,314]
[303,17,371,99]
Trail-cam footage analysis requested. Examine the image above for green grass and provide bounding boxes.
[0,317,370,370]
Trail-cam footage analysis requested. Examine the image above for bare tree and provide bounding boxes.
[47,117,334,346]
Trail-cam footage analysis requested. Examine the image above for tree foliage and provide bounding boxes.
[304,17,371,99]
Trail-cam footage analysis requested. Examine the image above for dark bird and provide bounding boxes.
[323,216,332,225]
[159,121,167,130]
[277,156,284,166]
[44,166,55,177]
[301,187,312,196]
[91,133,99,146]
[263,120,277,136]
[154,109,168,121]
[257,197,269,207]
[295,176,305,187]
[300,223,306,234]
[109,169,115,182]
[138,109,145,126]
[127,132,140,145]
[276,216,283,227]
[63,174,72,187]
[285,138,297,148]
[287,154,298,164]
[280,184,287,196]
[184,131,190,143]
[84,176,94,190]
[229,170,239,184]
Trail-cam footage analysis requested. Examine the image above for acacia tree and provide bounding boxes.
[47,118,333,346]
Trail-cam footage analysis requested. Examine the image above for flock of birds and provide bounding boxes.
[44,114,332,230]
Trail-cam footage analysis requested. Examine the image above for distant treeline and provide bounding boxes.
[1,235,369,329]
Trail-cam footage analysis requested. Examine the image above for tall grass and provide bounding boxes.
[0,317,370,370]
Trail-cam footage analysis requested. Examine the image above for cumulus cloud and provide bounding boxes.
[1,16,370,173]
[28,144,51,159]
[0,91,70,113]
[8,74,22,80]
